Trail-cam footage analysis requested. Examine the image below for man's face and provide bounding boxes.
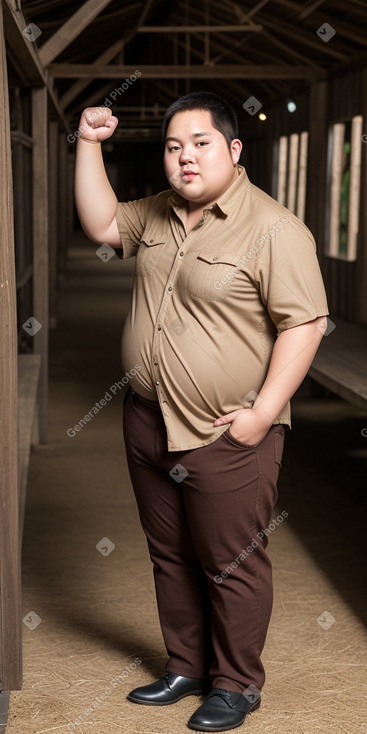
[163,109,242,209]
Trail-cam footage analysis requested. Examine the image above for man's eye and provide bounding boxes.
[168,146,180,152]
[197,141,208,147]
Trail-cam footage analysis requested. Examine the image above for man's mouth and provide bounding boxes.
[182,171,198,181]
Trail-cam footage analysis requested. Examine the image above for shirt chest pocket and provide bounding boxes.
[136,231,167,277]
[188,248,241,301]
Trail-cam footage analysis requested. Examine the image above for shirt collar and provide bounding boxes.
[168,165,250,218]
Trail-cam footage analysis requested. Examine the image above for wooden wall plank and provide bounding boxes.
[0,0,22,691]
[58,133,69,276]
[49,120,59,329]
[32,88,49,443]
[357,66,367,325]
[306,80,328,261]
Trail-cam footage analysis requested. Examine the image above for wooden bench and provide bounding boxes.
[308,317,367,412]
[18,354,41,537]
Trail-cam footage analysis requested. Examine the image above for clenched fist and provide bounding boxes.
[77,107,119,142]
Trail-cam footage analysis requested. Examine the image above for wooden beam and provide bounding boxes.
[275,0,367,47]
[260,27,325,71]
[0,0,22,691]
[259,11,348,61]
[2,0,70,131]
[58,134,69,275]
[298,0,329,20]
[48,121,58,329]
[49,64,317,79]
[305,79,329,270]
[137,24,263,32]
[39,0,115,67]
[2,0,44,84]
[68,80,120,117]
[60,39,124,110]
[32,87,49,443]
[357,66,367,324]
[60,0,156,110]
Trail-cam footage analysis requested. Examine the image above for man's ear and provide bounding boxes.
[231,139,242,164]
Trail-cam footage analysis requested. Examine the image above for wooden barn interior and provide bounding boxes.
[0,0,367,732]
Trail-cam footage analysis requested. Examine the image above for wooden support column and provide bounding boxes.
[0,0,22,691]
[306,80,329,267]
[58,133,69,278]
[68,152,75,250]
[32,88,49,443]
[49,120,59,329]
[357,66,367,326]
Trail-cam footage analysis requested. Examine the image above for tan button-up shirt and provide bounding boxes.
[116,165,329,451]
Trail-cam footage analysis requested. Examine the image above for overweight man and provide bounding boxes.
[75,92,329,732]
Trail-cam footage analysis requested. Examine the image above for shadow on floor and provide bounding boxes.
[278,379,367,627]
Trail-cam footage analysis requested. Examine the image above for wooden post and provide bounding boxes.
[357,67,367,326]
[67,151,75,252]
[306,80,329,267]
[49,120,59,329]
[58,132,69,278]
[32,88,49,443]
[0,0,22,691]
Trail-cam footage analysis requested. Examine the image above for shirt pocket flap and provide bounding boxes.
[189,249,241,300]
[196,248,240,267]
[140,231,168,247]
[137,231,167,277]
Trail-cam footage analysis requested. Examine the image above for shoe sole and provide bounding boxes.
[127,690,205,706]
[187,699,261,731]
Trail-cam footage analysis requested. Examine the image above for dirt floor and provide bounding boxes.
[6,236,367,734]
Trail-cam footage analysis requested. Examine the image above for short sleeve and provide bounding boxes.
[115,196,156,259]
[255,216,329,333]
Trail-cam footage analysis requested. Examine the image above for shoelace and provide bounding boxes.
[207,688,232,702]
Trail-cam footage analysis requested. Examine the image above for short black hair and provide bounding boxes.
[162,91,238,149]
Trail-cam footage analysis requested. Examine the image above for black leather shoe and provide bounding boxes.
[127,671,206,705]
[187,688,261,731]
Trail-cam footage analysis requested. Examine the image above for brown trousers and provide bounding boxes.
[122,387,285,694]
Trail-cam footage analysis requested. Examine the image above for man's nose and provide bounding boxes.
[179,147,196,164]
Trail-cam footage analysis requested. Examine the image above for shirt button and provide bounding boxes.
[154,361,158,366]
[157,326,162,331]
[155,381,160,385]
[179,251,184,257]
[168,286,172,292]
[149,238,154,243]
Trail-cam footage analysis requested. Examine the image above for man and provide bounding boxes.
[75,92,329,732]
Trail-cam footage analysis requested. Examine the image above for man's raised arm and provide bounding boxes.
[74,107,121,247]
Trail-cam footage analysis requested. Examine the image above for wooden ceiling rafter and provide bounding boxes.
[2,0,70,130]
[165,31,263,107]
[174,0,323,77]
[171,26,289,97]
[136,24,263,32]
[60,0,156,110]
[298,0,329,20]
[274,0,367,46]
[258,10,350,60]
[60,39,125,110]
[7,0,367,143]
[49,63,318,79]
[38,0,116,66]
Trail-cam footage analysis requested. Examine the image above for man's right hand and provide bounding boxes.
[78,107,119,143]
